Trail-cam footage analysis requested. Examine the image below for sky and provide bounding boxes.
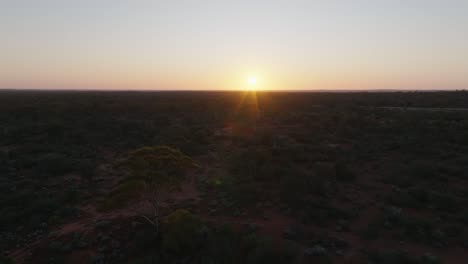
[1,0,467,90]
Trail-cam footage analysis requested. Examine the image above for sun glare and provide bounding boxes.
[248,76,257,86]
[247,75,258,91]
[239,73,264,91]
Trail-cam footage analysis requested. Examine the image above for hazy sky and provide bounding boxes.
[1,0,467,90]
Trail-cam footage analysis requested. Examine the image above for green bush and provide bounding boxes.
[118,145,198,188]
[230,147,274,182]
[162,209,206,255]
[0,255,15,264]
[104,146,197,211]
[244,235,297,264]
[366,249,440,264]
[100,180,145,210]
[197,224,242,264]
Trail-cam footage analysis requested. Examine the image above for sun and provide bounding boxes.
[248,76,257,85]
[239,73,263,91]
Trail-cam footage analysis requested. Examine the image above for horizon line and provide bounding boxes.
[0,88,467,93]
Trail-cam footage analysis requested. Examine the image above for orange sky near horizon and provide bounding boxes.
[1,1,467,91]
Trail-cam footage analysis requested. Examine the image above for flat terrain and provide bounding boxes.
[1,90,468,264]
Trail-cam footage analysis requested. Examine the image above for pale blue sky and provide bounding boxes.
[1,0,467,90]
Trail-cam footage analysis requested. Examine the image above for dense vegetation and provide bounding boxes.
[1,90,468,263]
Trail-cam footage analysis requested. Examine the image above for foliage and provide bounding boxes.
[161,209,206,254]
[230,146,274,182]
[100,180,145,210]
[0,255,15,264]
[366,249,440,264]
[101,146,198,209]
[117,145,198,189]
[244,235,298,264]
[3,91,468,262]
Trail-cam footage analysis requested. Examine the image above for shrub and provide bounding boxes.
[335,161,356,181]
[244,235,297,264]
[100,180,145,210]
[360,221,381,240]
[74,158,96,183]
[279,168,309,206]
[459,210,468,226]
[0,255,15,264]
[429,191,458,212]
[366,249,440,264]
[367,249,419,264]
[408,161,438,180]
[117,145,198,188]
[383,173,414,188]
[230,147,274,182]
[197,224,242,263]
[161,209,206,255]
[386,190,421,208]
[37,153,74,176]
